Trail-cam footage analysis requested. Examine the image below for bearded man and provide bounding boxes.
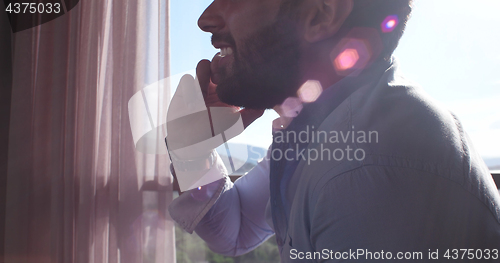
[166,0,500,262]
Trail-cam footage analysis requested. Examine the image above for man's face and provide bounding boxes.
[199,0,304,110]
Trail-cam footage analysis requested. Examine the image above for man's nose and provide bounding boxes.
[198,1,225,33]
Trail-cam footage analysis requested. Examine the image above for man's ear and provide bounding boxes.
[302,0,353,43]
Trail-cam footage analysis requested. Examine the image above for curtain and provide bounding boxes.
[2,0,174,262]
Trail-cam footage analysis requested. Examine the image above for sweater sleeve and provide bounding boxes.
[169,147,275,256]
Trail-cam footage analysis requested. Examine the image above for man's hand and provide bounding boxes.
[198,59,265,129]
[166,60,264,159]
[166,60,264,192]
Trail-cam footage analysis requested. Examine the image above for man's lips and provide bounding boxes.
[210,47,235,85]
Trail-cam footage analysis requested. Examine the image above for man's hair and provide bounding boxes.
[282,0,414,60]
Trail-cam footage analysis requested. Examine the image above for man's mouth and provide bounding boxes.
[211,46,235,84]
[219,47,234,58]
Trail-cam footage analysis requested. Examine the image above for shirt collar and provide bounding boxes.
[272,57,395,132]
[272,97,304,130]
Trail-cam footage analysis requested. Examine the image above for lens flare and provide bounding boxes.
[386,20,396,28]
[334,49,360,71]
[298,80,323,103]
[381,15,399,33]
[280,97,303,117]
[330,28,383,76]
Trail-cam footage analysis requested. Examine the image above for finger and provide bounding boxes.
[240,109,265,129]
[204,91,226,105]
[196,60,211,97]
[208,102,238,109]
[207,81,218,97]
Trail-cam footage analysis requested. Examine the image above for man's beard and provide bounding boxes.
[215,18,302,110]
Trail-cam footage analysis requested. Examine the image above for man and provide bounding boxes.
[167,0,500,261]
